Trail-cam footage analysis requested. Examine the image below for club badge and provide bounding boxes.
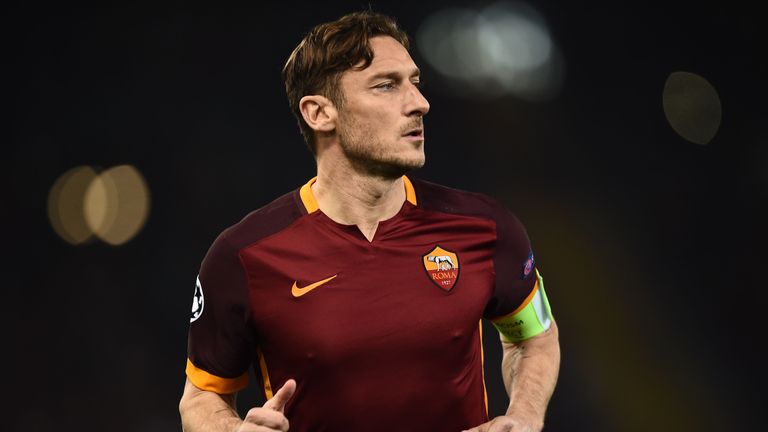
[422,245,460,292]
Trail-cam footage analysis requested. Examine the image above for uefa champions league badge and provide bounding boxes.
[190,276,205,323]
[522,251,534,279]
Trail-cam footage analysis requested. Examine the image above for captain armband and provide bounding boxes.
[491,269,553,343]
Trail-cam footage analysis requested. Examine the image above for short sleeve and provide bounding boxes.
[185,230,255,394]
[482,206,537,319]
[483,206,553,342]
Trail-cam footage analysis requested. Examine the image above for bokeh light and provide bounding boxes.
[416,1,564,101]
[662,71,722,145]
[94,165,150,246]
[84,168,120,240]
[48,165,151,246]
[48,166,98,245]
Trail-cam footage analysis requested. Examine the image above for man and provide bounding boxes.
[179,10,560,432]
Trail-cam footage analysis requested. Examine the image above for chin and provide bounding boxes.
[390,156,425,176]
[362,155,424,179]
[343,139,425,177]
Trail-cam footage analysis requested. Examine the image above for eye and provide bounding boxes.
[375,81,396,90]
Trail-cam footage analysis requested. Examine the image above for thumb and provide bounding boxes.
[263,379,296,412]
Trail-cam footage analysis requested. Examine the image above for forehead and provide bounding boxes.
[349,35,418,79]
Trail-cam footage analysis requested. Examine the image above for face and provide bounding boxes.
[335,36,430,178]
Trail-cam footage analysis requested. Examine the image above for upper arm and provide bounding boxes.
[186,232,254,394]
[181,377,237,409]
[501,319,559,353]
[179,377,238,421]
[491,268,554,342]
[179,378,243,431]
[483,205,554,342]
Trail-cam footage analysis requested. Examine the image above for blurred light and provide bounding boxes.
[48,166,97,245]
[91,165,150,246]
[416,1,564,101]
[662,71,722,145]
[48,165,151,246]
[84,168,120,241]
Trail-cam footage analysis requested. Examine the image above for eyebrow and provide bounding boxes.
[367,68,421,82]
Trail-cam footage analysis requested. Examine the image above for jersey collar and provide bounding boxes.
[299,175,417,214]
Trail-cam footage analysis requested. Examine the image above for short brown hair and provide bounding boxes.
[282,10,410,154]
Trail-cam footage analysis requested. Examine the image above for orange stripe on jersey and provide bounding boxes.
[490,278,539,323]
[479,320,489,419]
[300,176,416,214]
[186,358,248,394]
[299,177,319,214]
[257,347,274,400]
[403,175,417,205]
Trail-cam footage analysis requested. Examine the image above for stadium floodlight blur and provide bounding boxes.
[662,71,722,145]
[48,166,98,245]
[48,164,151,246]
[416,1,564,101]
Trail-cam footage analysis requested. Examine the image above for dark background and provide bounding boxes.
[7,1,767,431]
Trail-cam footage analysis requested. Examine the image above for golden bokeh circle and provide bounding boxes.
[93,165,151,246]
[48,165,151,246]
[663,71,722,145]
[47,166,97,245]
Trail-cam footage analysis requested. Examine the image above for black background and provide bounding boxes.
[7,1,767,431]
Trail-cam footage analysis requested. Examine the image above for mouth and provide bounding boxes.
[402,128,424,139]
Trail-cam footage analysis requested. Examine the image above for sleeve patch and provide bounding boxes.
[190,276,205,323]
[522,251,535,279]
[492,269,553,342]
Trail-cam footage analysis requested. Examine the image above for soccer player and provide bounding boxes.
[179,10,560,432]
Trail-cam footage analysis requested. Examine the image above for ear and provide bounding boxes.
[299,95,337,133]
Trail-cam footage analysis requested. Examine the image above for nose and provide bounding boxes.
[405,83,430,117]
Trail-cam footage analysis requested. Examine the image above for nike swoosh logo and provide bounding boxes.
[291,274,338,298]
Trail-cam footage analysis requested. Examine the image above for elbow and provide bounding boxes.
[547,319,560,342]
[542,320,561,358]
[179,390,195,427]
[179,378,205,426]
[178,394,190,420]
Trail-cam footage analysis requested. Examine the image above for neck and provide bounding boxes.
[313,151,406,241]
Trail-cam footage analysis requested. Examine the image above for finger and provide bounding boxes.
[474,418,516,432]
[243,425,289,432]
[243,407,290,431]
[463,423,490,432]
[262,379,297,412]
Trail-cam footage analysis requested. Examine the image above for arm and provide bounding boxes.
[179,378,295,432]
[466,320,560,432]
[501,320,560,430]
[179,378,242,432]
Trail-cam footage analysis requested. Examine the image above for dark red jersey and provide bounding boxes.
[186,176,540,432]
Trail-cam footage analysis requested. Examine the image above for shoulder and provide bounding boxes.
[411,177,527,230]
[210,188,305,254]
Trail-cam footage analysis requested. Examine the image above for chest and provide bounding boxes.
[240,213,497,360]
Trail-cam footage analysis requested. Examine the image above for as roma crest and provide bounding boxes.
[422,245,460,291]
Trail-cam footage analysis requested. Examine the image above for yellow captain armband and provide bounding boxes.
[491,269,553,343]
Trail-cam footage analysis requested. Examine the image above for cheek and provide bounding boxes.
[343,104,396,138]
[368,113,397,137]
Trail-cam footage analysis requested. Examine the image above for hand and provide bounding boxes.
[237,379,296,432]
[463,415,542,432]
